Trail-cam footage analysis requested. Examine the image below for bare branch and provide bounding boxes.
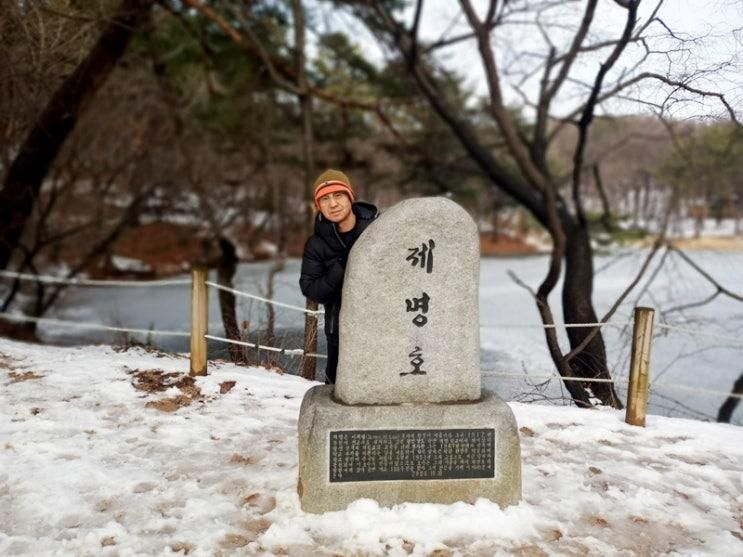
[571,1,638,226]
[668,245,743,302]
[506,269,537,298]
[544,0,598,104]
[458,0,551,192]
[551,71,741,143]
[409,0,424,65]
[663,290,721,316]
[507,268,594,408]
[484,0,499,27]
[564,240,665,364]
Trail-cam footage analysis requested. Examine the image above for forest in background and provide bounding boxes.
[3,1,741,268]
[1,0,741,409]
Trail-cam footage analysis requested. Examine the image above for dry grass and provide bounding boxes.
[8,371,44,383]
[219,381,236,394]
[229,453,257,465]
[144,395,193,412]
[131,369,203,412]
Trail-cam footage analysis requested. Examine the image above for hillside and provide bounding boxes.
[1,338,741,556]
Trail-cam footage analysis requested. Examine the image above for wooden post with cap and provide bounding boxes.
[625,307,655,426]
[190,265,208,376]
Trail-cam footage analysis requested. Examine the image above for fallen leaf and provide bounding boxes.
[145,395,192,412]
[170,541,194,554]
[8,371,44,383]
[220,381,236,394]
[220,534,249,549]
[230,453,256,465]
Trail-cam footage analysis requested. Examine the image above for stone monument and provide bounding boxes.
[297,197,521,513]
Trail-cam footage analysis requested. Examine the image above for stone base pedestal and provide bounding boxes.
[297,385,521,513]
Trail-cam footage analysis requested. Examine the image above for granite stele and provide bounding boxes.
[297,197,521,513]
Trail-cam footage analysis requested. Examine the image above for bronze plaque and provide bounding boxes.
[329,428,495,482]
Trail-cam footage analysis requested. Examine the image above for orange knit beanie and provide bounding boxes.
[313,169,355,209]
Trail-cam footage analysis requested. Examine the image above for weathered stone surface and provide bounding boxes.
[297,385,521,513]
[296,197,521,513]
[335,197,480,405]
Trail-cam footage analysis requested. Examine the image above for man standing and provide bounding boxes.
[299,169,378,383]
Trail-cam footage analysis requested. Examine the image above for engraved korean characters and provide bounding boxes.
[402,239,435,376]
[335,197,481,405]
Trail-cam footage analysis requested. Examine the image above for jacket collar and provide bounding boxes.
[314,201,378,242]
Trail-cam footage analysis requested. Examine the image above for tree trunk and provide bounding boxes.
[0,0,154,271]
[562,224,623,408]
[300,89,318,380]
[641,172,651,223]
[263,259,285,353]
[633,184,641,228]
[717,373,743,423]
[217,237,246,364]
[293,0,319,381]
[592,164,613,233]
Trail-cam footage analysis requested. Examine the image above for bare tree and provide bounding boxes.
[340,0,740,407]
[0,0,156,271]
[0,63,179,325]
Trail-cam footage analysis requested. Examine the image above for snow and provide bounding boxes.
[111,255,153,274]
[2,338,742,556]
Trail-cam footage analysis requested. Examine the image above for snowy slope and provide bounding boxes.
[1,338,741,556]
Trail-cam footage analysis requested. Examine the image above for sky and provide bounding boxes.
[316,0,743,122]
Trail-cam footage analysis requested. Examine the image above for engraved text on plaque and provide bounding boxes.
[329,429,495,482]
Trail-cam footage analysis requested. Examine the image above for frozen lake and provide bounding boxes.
[39,250,743,424]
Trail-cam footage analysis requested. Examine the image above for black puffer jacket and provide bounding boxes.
[299,202,378,337]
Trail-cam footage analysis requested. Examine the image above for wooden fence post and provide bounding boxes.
[190,266,208,376]
[625,307,655,426]
[301,302,318,380]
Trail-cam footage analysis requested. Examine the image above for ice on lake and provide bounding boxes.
[36,250,743,425]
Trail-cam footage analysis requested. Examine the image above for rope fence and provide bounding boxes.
[0,311,190,338]
[2,269,739,343]
[206,280,324,315]
[204,334,327,359]
[0,269,190,287]
[649,382,743,401]
[2,268,742,411]
[654,323,743,345]
[481,371,629,385]
[481,371,743,400]
[480,321,631,330]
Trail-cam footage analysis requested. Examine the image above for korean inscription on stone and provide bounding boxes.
[334,197,481,405]
[406,239,435,273]
[402,239,436,376]
[329,429,495,482]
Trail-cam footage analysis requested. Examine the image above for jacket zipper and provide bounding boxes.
[333,224,347,249]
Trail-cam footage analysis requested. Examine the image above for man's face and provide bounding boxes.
[318,191,352,224]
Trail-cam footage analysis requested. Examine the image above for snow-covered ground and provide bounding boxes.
[2,338,742,556]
